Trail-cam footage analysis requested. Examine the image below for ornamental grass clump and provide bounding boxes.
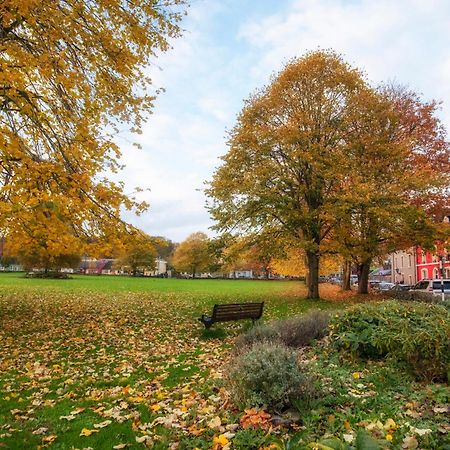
[226,342,312,411]
[330,300,450,381]
[277,311,330,348]
[234,310,330,352]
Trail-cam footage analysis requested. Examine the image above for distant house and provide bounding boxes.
[80,257,118,275]
[144,258,167,277]
[369,267,391,282]
[389,215,450,284]
[390,248,417,285]
[229,270,253,279]
[416,245,450,281]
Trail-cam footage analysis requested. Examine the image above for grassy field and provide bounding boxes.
[0,273,448,449]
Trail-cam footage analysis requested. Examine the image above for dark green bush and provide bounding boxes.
[24,271,71,279]
[226,342,312,411]
[234,310,330,351]
[330,300,450,381]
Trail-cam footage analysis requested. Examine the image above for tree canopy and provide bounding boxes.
[172,232,211,278]
[117,233,157,276]
[0,0,185,258]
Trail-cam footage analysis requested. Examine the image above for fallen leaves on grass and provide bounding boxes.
[80,428,100,436]
[240,408,272,430]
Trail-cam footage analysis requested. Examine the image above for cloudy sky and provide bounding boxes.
[117,0,450,242]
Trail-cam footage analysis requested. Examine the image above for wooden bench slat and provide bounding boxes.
[199,302,264,329]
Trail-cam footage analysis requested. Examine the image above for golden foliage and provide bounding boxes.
[0,0,185,257]
[172,232,211,277]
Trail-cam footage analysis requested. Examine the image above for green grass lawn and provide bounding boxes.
[0,273,448,449]
[0,272,307,295]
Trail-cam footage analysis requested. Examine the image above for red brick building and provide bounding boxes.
[416,244,450,281]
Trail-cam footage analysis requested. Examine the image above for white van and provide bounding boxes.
[410,279,450,296]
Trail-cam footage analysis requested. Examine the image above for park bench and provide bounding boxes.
[199,302,264,329]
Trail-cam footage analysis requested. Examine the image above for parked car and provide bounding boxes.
[389,284,412,292]
[375,281,396,291]
[329,276,342,284]
[409,279,450,296]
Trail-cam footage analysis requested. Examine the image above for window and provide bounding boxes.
[414,280,429,290]
[421,269,427,279]
[408,255,412,268]
[432,281,450,290]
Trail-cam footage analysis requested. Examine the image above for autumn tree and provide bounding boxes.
[16,248,81,273]
[0,0,185,259]
[271,249,341,279]
[333,87,450,293]
[207,51,367,299]
[116,232,157,276]
[271,250,307,278]
[153,236,177,261]
[172,232,211,278]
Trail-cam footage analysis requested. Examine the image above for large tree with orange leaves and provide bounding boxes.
[333,86,449,293]
[0,0,185,258]
[207,51,449,299]
[207,51,368,299]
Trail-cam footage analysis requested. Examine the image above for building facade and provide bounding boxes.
[390,248,417,285]
[416,245,450,281]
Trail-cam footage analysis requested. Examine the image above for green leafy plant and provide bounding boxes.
[330,301,450,381]
[226,342,313,411]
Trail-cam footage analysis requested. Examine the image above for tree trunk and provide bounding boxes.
[306,250,320,299]
[192,267,196,279]
[342,260,351,291]
[357,259,371,294]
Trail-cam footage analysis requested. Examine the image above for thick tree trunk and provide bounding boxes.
[342,260,351,291]
[306,250,320,299]
[192,267,196,279]
[357,259,371,294]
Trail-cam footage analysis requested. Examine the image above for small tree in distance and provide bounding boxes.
[172,232,211,278]
[117,233,157,276]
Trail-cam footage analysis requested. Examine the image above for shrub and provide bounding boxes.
[330,300,450,381]
[234,310,330,352]
[277,311,330,348]
[226,342,312,411]
[24,271,71,279]
[389,289,450,304]
[234,322,280,351]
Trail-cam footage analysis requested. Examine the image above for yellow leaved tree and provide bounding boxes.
[0,0,186,260]
[172,232,211,278]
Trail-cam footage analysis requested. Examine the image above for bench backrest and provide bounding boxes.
[212,302,264,322]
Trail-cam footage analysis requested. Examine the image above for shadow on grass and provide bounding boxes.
[200,327,227,340]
